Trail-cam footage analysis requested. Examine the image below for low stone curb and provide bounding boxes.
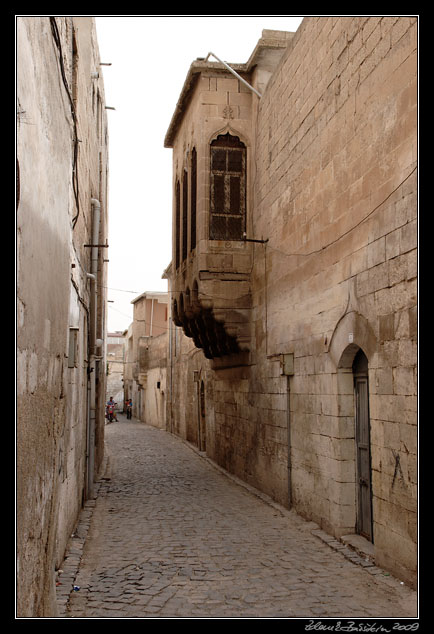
[55,475,105,617]
[180,434,408,589]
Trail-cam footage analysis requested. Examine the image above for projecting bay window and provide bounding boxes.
[210,133,246,241]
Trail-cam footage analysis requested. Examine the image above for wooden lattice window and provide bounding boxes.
[210,133,246,240]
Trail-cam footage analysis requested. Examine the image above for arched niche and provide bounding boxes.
[326,310,377,541]
[328,311,378,370]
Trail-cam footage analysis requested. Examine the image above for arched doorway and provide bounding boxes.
[353,349,373,542]
[329,310,377,541]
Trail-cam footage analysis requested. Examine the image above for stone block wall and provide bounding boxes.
[251,16,417,585]
[167,17,417,587]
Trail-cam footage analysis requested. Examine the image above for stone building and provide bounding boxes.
[164,18,417,587]
[123,322,134,409]
[123,292,168,424]
[106,331,125,411]
[17,17,109,616]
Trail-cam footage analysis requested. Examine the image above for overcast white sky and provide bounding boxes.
[95,15,304,333]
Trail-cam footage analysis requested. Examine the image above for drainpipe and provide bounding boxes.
[280,353,294,508]
[86,198,101,499]
[286,375,292,508]
[90,198,101,353]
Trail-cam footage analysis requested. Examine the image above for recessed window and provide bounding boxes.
[182,169,188,262]
[210,133,246,240]
[190,147,197,251]
[68,327,79,368]
[175,180,180,269]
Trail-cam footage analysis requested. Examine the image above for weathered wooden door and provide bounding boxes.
[353,350,373,542]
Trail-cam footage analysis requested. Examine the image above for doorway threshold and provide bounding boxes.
[341,534,375,561]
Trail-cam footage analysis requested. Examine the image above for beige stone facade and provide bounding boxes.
[137,331,168,429]
[17,17,109,616]
[106,332,125,409]
[123,292,168,425]
[164,18,417,587]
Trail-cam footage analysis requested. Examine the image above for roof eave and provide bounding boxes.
[163,60,248,149]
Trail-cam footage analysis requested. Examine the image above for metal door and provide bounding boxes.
[354,361,373,542]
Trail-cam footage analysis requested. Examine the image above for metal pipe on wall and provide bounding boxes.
[280,353,294,509]
[286,375,292,509]
[86,197,101,500]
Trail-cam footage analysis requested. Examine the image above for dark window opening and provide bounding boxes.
[210,133,246,241]
[182,169,188,262]
[175,180,180,269]
[190,147,197,251]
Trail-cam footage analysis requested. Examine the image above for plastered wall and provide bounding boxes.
[17,17,109,616]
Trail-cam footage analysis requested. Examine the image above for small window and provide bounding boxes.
[68,327,79,368]
[210,133,246,241]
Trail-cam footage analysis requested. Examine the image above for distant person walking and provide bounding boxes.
[126,398,133,420]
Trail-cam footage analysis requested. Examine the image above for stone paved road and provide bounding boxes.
[62,416,417,619]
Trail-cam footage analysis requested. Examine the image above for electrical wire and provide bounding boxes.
[49,17,81,229]
[264,165,417,260]
[104,284,252,302]
[105,165,416,307]
[107,300,249,331]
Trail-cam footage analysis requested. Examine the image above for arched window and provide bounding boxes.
[182,169,188,262]
[190,147,197,251]
[210,133,246,240]
[175,180,180,269]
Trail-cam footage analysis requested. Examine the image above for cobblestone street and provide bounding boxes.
[58,416,417,619]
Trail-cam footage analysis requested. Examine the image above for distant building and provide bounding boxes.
[164,19,417,587]
[106,332,125,410]
[17,17,109,616]
[123,292,168,425]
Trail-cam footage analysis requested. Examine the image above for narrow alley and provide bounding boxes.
[58,415,417,619]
